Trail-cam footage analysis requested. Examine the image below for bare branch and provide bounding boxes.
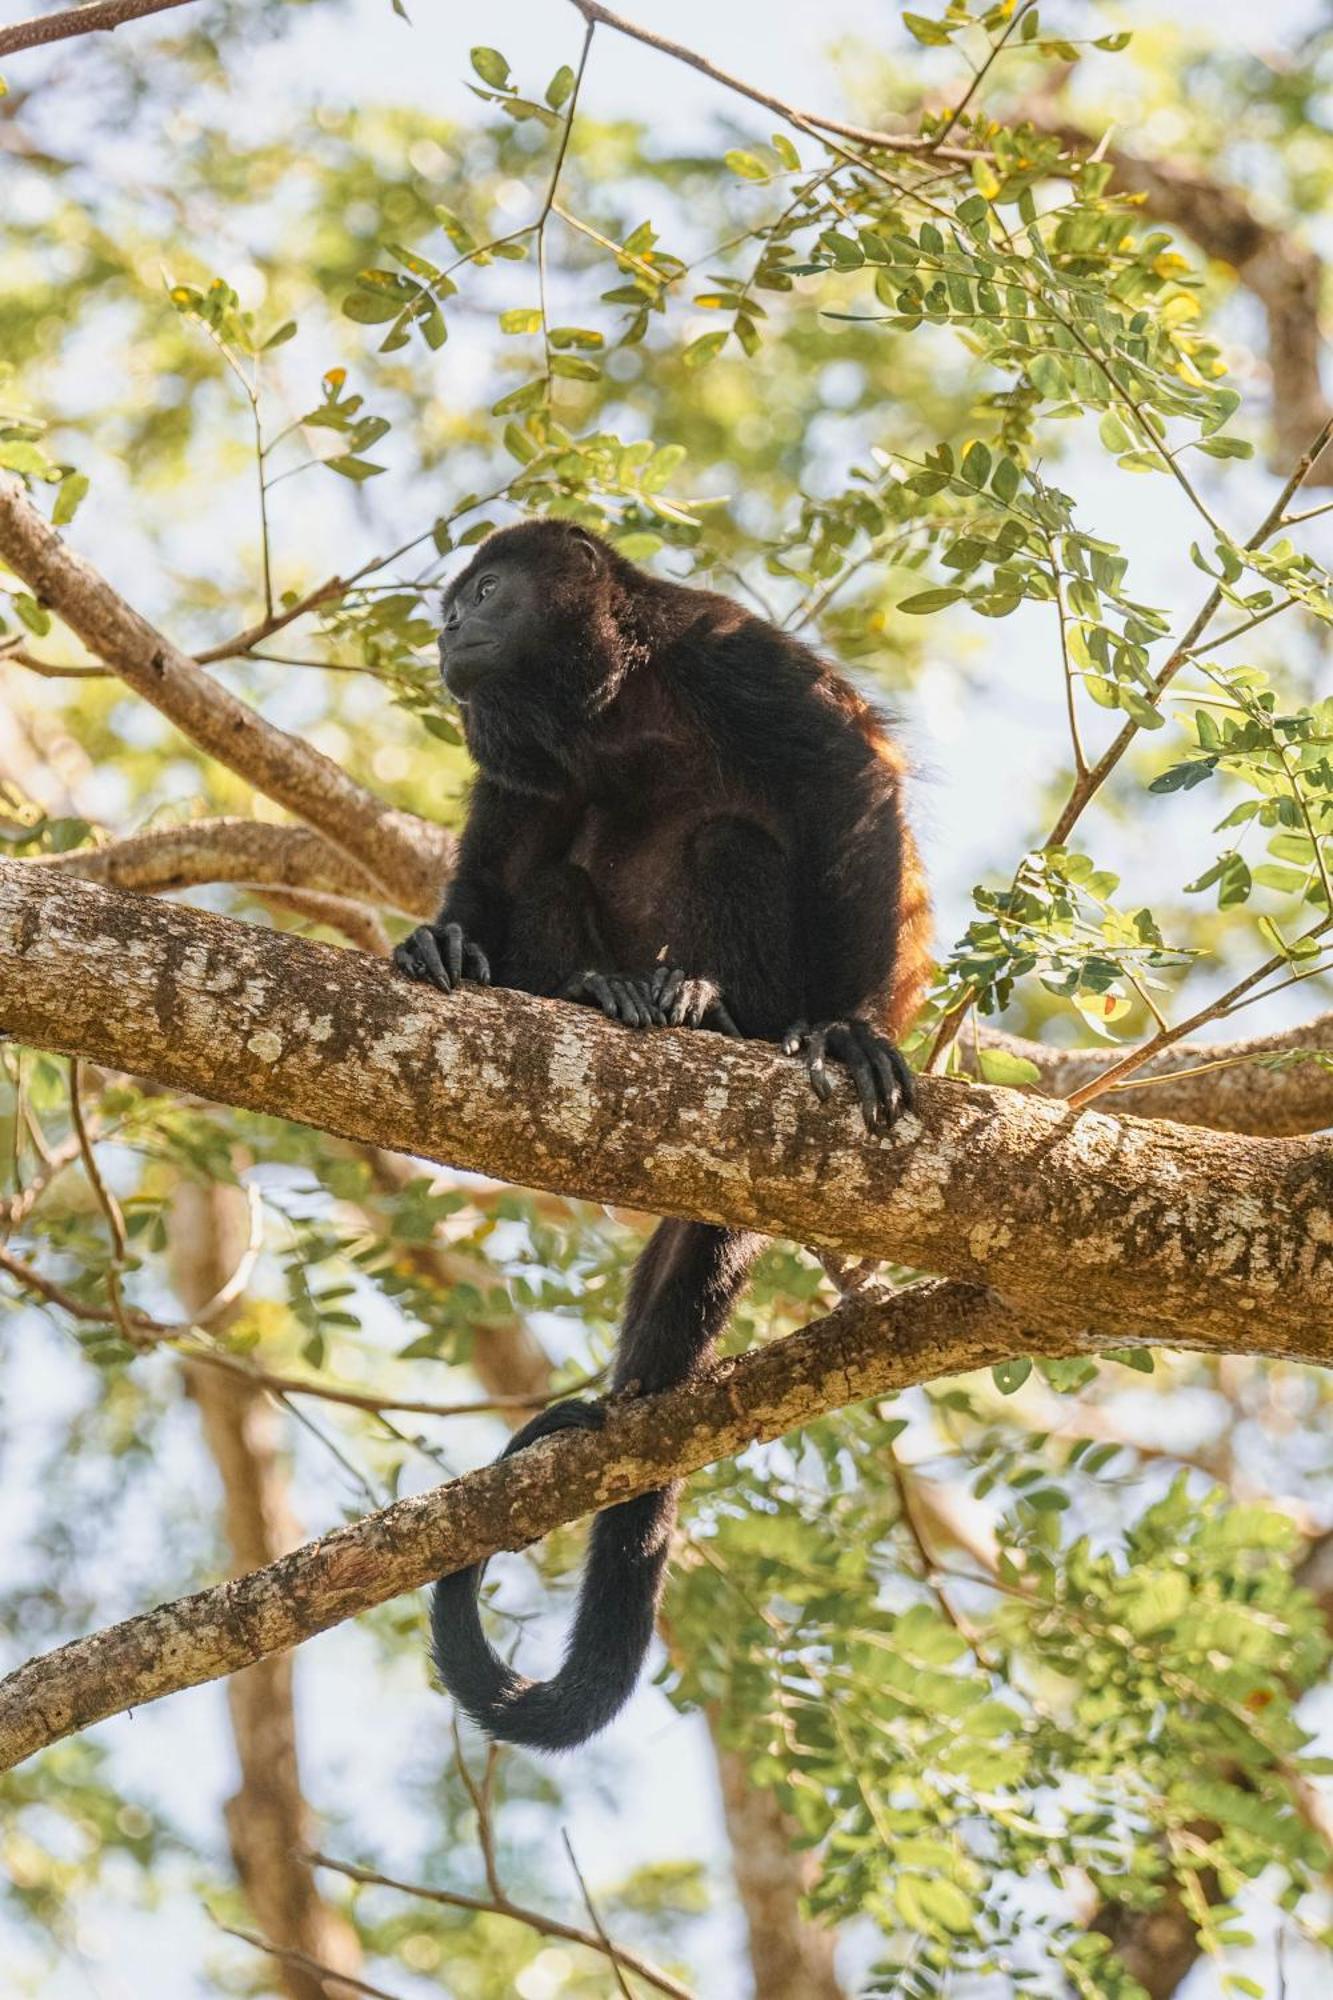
[0,1280,1091,1770]
[0,0,195,60]
[563,0,985,165]
[0,475,451,912]
[309,1852,696,2000]
[32,817,404,905]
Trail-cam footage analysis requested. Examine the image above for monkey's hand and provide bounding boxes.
[393,921,491,992]
[649,966,740,1035]
[561,970,665,1028]
[562,968,739,1033]
[782,1018,914,1133]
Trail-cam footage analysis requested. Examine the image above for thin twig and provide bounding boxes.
[308,1852,697,2000]
[0,0,194,59]
[562,1830,635,2000]
[932,0,1038,151]
[563,0,986,165]
[67,1058,139,1347]
[217,1922,402,2000]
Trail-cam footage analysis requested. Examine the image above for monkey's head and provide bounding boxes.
[438,520,646,792]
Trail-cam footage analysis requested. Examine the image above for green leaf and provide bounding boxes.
[993,1356,1032,1395]
[903,11,953,44]
[13,592,50,636]
[470,45,511,88]
[897,587,965,614]
[683,330,728,369]
[724,149,769,181]
[545,63,576,108]
[1098,411,1132,454]
[499,307,543,335]
[1196,434,1254,460]
[977,1047,1041,1087]
[325,455,386,481]
[0,440,48,476]
[52,472,90,526]
[343,291,403,325]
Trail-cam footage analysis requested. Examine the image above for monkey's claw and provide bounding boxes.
[649,966,739,1035]
[782,1018,914,1132]
[393,921,491,992]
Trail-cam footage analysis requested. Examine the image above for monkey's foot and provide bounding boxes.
[393,921,491,992]
[648,966,739,1035]
[781,1018,915,1132]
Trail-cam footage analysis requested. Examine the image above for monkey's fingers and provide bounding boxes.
[826,1022,882,1132]
[563,970,657,1028]
[709,1000,741,1037]
[803,1024,835,1103]
[394,925,454,992]
[614,975,660,1028]
[462,941,492,985]
[781,1019,810,1058]
[440,921,466,986]
[850,1021,915,1124]
[655,965,685,1014]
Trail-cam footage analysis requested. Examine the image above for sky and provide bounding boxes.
[3,2,1332,1998]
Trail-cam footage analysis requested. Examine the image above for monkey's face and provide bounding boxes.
[438,523,627,789]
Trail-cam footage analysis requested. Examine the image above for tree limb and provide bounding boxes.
[959,1020,1333,1138]
[2,860,1330,1357]
[0,475,451,911]
[0,1280,1085,1770]
[0,0,195,59]
[32,817,407,906]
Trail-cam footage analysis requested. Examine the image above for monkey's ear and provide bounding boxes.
[568,527,603,572]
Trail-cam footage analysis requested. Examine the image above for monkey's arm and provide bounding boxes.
[393,778,519,991]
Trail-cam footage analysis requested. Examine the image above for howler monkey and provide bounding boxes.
[394,518,931,1752]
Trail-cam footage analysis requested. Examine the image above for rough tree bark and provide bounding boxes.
[2,862,1328,1359]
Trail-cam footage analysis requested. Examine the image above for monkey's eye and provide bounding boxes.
[476,575,498,601]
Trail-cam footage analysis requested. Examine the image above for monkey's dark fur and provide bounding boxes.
[395,519,931,1752]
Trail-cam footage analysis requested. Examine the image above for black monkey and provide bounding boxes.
[395,519,931,1751]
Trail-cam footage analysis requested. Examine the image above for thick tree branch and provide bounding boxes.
[0,1280,1084,1770]
[1,861,1329,1358]
[33,817,406,906]
[39,818,1333,1133]
[0,476,451,911]
[0,0,195,59]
